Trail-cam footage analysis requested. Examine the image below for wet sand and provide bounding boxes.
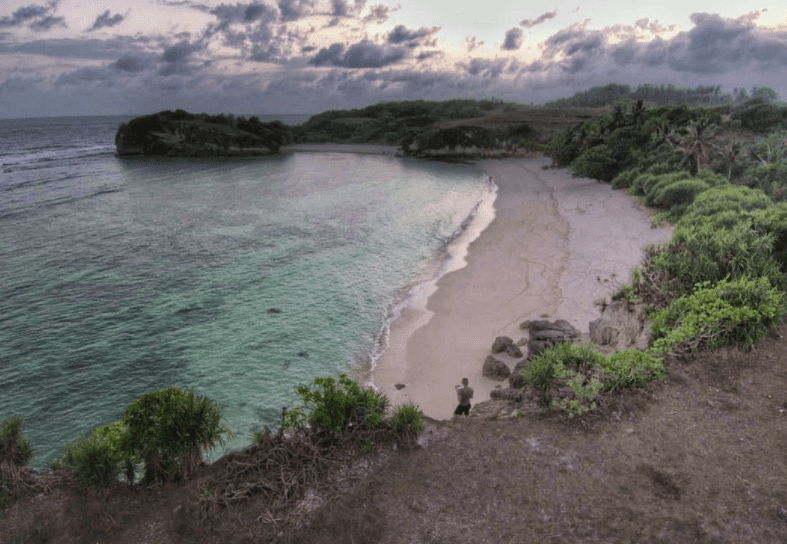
[372,157,673,419]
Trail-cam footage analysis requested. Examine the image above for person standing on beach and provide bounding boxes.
[454,378,473,416]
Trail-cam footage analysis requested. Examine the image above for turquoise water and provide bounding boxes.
[0,117,490,468]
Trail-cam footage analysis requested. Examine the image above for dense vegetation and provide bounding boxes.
[290,98,596,155]
[545,83,781,108]
[1,376,423,519]
[116,109,293,155]
[515,87,787,416]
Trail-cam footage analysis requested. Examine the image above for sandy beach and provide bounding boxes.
[372,156,673,419]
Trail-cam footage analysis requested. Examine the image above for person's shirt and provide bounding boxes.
[457,386,474,405]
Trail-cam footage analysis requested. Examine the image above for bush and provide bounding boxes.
[390,403,425,437]
[120,387,233,483]
[0,416,33,468]
[569,144,619,182]
[611,168,640,189]
[649,220,785,297]
[650,277,785,354]
[521,343,664,416]
[649,178,709,210]
[747,163,787,200]
[284,374,388,437]
[679,185,772,225]
[52,423,127,489]
[753,202,787,267]
[600,350,665,392]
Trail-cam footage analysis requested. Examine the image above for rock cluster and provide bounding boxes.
[520,319,581,358]
[589,300,651,352]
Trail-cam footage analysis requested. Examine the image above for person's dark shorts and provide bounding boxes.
[454,403,470,416]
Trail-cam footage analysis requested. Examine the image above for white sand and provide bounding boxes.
[371,157,673,420]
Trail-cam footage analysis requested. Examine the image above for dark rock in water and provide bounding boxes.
[115,110,290,157]
[395,383,406,390]
[520,318,580,358]
[482,355,511,381]
[297,351,308,358]
[268,308,282,314]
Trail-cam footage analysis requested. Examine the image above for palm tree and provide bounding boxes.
[679,119,716,174]
[630,99,647,131]
[719,140,744,180]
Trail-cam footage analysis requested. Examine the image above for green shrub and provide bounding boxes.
[679,185,772,226]
[120,387,233,483]
[650,277,786,354]
[649,220,785,296]
[284,374,388,437]
[600,350,665,392]
[521,343,664,417]
[649,179,710,216]
[753,202,787,267]
[52,423,130,489]
[611,168,640,189]
[390,403,425,437]
[747,163,787,200]
[0,416,34,468]
[569,144,619,182]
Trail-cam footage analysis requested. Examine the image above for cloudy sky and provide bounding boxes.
[0,0,786,118]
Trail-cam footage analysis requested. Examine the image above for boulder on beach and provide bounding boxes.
[509,360,529,389]
[589,300,651,352]
[482,355,511,381]
[490,336,524,358]
[521,319,581,358]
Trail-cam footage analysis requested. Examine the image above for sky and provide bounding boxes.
[0,1,786,117]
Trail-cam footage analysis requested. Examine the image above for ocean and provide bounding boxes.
[0,115,492,469]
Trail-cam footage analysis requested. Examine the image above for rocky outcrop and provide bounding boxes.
[115,110,291,157]
[491,336,524,358]
[509,360,529,389]
[589,300,651,352]
[520,319,580,358]
[482,355,511,381]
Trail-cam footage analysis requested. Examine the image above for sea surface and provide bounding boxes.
[0,115,491,469]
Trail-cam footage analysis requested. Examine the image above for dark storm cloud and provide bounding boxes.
[362,4,393,24]
[311,42,345,65]
[520,10,557,29]
[55,66,111,85]
[0,36,152,59]
[0,1,65,31]
[656,12,787,73]
[310,40,407,68]
[209,2,277,28]
[517,10,787,82]
[502,27,523,50]
[162,40,201,63]
[332,0,365,17]
[462,57,507,77]
[278,0,315,21]
[387,25,440,45]
[88,10,126,32]
[112,54,150,72]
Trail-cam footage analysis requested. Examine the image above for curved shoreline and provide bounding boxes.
[371,157,673,419]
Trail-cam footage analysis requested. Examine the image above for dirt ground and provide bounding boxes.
[2,327,787,544]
